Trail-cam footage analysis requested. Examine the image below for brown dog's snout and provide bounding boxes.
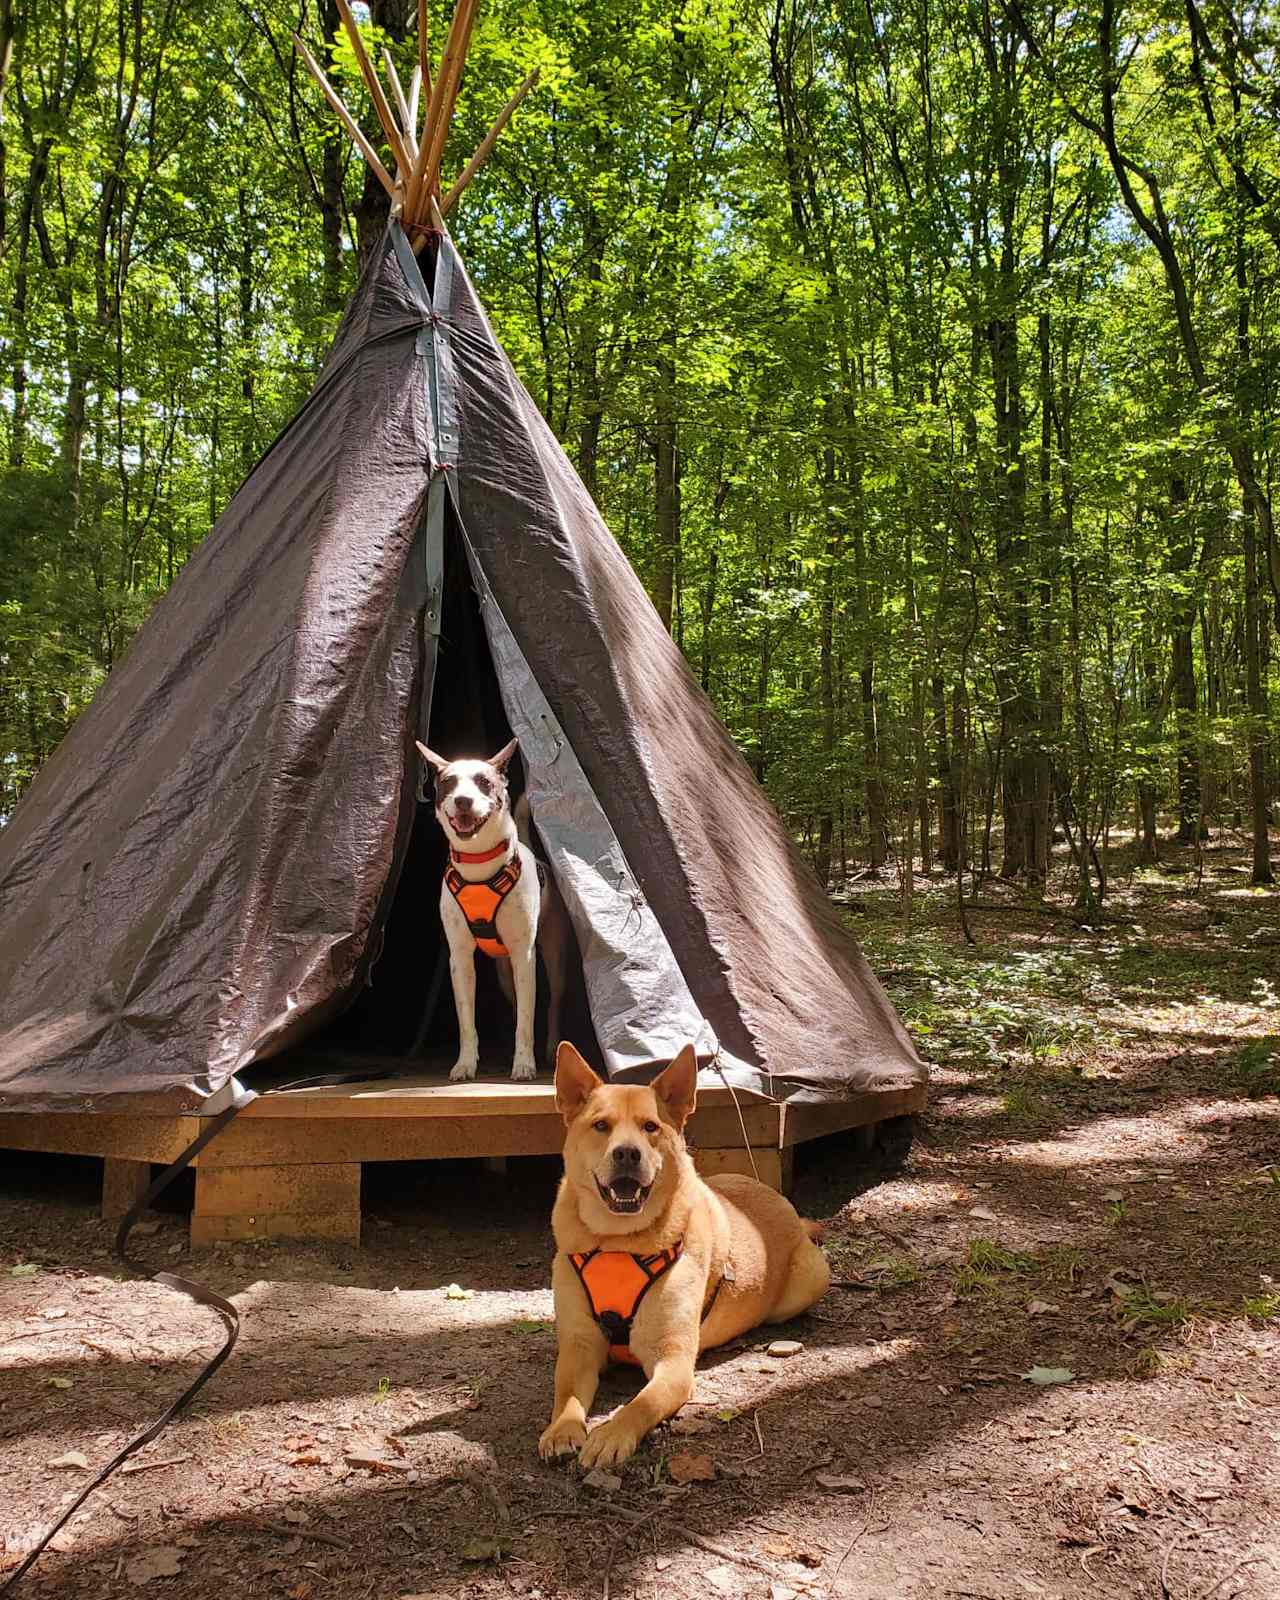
[611,1144,642,1169]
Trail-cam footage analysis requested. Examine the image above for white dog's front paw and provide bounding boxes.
[450,1055,479,1082]
[511,1054,537,1082]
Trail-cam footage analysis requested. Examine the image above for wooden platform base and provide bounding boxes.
[0,1058,924,1247]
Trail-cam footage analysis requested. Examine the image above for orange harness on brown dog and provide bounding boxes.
[568,1245,726,1366]
[444,843,524,959]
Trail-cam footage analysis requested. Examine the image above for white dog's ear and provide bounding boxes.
[555,1041,603,1124]
[415,741,449,776]
[487,737,519,774]
[652,1044,698,1130]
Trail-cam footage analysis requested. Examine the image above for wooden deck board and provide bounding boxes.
[0,1052,925,1245]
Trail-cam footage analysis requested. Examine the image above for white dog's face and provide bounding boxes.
[416,739,518,846]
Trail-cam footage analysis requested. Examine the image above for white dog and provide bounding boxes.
[416,739,568,1082]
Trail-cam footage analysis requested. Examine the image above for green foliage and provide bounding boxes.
[0,0,1276,898]
[1233,1038,1280,1099]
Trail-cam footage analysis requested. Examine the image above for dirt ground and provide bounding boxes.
[2,835,1278,1600]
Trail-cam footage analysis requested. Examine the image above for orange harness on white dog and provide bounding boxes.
[445,842,523,959]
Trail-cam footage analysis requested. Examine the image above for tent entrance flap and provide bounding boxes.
[269,500,599,1070]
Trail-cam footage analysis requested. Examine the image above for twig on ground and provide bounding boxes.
[828,1487,876,1592]
[224,1516,351,1549]
[1,1327,89,1342]
[1161,1530,1191,1597]
[1197,1554,1269,1600]
[670,1526,781,1578]
[120,1454,191,1476]
[601,1507,661,1600]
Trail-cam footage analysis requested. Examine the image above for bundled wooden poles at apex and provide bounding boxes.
[292,0,538,250]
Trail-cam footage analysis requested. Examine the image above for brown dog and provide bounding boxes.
[539,1042,830,1469]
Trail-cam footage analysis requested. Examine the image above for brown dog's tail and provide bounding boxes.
[803,1218,827,1244]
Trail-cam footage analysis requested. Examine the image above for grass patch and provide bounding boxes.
[954,1237,1035,1296]
[864,1254,922,1288]
[1040,1244,1087,1283]
[1002,1084,1054,1122]
[1241,1293,1280,1324]
[1233,1036,1280,1097]
[1115,1287,1196,1331]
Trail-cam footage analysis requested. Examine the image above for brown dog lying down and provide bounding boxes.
[540,1042,830,1470]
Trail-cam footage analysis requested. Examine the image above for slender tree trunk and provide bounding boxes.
[652,343,679,631]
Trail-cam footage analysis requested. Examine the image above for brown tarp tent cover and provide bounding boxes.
[0,225,925,1116]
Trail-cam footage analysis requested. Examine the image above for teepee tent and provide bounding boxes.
[0,2,925,1120]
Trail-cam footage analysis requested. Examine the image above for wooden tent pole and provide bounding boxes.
[421,0,479,201]
[334,0,412,177]
[440,67,538,216]
[292,34,396,197]
[405,0,473,223]
[383,48,417,157]
[408,63,423,141]
[417,0,433,104]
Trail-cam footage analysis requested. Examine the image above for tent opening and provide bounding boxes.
[281,504,596,1073]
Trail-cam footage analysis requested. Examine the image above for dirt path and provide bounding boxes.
[2,842,1278,1599]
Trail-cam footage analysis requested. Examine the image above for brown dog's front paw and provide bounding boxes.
[538,1418,587,1460]
[578,1416,642,1471]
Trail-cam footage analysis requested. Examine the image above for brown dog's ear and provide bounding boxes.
[487,737,519,774]
[415,741,449,776]
[652,1043,698,1130]
[555,1041,603,1124]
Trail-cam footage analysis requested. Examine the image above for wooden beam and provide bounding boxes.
[408,63,423,143]
[417,0,433,106]
[421,0,479,201]
[102,1158,153,1220]
[383,47,417,159]
[404,0,473,225]
[293,33,396,197]
[440,67,538,216]
[334,0,412,178]
[191,1163,361,1246]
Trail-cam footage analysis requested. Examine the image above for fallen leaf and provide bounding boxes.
[715,1408,740,1422]
[343,1450,409,1474]
[968,1207,998,1222]
[442,1283,474,1301]
[286,1586,313,1600]
[9,1264,39,1277]
[705,1565,739,1593]
[767,1340,803,1358]
[513,1319,552,1333]
[670,1417,710,1435]
[46,1378,73,1391]
[667,1451,715,1484]
[1100,1189,1125,1203]
[815,1472,865,1492]
[1022,1366,1076,1386]
[48,1451,90,1471]
[281,1508,310,1525]
[125,1547,184,1584]
[42,1308,69,1320]
[1026,1300,1058,1316]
